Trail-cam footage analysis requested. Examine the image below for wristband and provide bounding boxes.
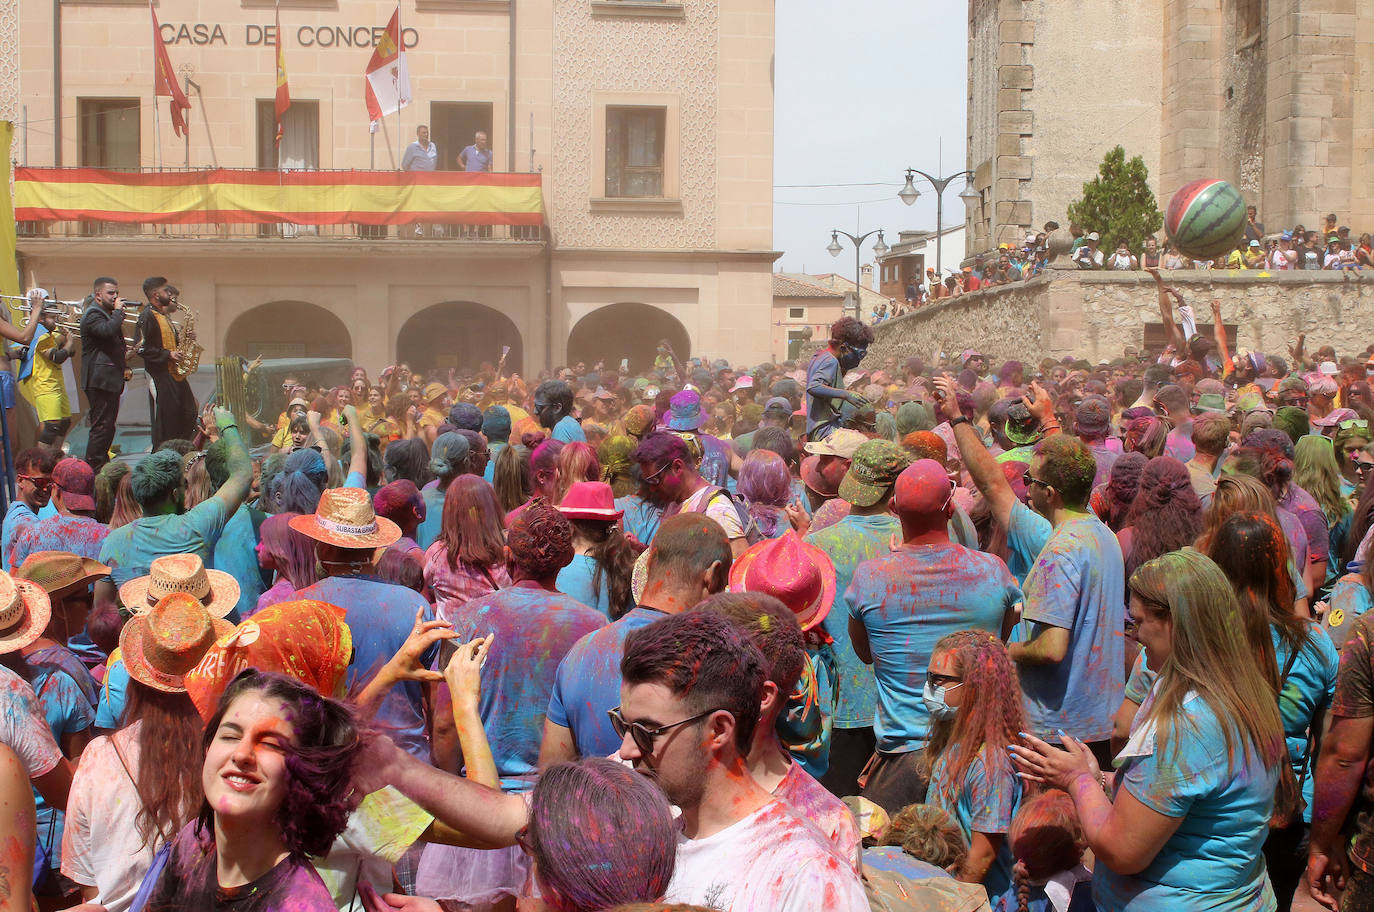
[949,416,971,428]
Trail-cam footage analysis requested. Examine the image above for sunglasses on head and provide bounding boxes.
[1339,418,1370,432]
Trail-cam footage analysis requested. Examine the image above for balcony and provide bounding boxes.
[14,166,546,253]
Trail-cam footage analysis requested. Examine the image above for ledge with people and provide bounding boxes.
[7,282,1374,911]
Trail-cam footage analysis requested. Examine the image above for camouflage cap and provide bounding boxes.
[838,439,912,508]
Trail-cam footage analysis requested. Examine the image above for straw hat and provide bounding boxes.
[119,553,240,619]
[290,486,401,549]
[728,531,836,632]
[0,570,51,654]
[14,551,111,600]
[119,592,233,693]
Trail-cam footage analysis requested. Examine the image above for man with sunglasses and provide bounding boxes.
[617,611,867,910]
[632,431,749,558]
[805,316,874,442]
[2,446,59,573]
[540,513,731,766]
[6,457,109,571]
[845,459,1022,814]
[1009,435,1124,768]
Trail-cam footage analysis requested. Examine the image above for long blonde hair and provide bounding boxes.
[1129,549,1285,772]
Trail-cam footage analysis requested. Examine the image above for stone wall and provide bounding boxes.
[869,269,1374,365]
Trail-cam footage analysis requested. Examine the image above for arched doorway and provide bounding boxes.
[223,301,352,360]
[396,302,523,375]
[566,303,690,375]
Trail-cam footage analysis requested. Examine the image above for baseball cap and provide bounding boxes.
[804,429,869,459]
[730,376,754,393]
[1319,361,1339,376]
[838,440,912,508]
[1249,239,1261,247]
[763,397,792,416]
[1087,231,1100,241]
[52,457,95,511]
[1074,395,1112,436]
[1192,393,1227,414]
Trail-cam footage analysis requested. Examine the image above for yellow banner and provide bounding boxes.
[14,167,544,227]
[0,123,19,298]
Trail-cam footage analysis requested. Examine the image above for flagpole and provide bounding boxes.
[379,114,397,170]
[183,76,190,168]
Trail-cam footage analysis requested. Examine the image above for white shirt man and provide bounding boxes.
[401,125,437,171]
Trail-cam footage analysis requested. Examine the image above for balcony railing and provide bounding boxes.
[13,167,546,242]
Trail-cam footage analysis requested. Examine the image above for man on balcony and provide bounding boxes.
[459,131,493,172]
[402,125,438,239]
[135,277,197,449]
[78,277,128,470]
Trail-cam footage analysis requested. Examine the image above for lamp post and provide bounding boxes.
[826,228,888,320]
[897,168,981,280]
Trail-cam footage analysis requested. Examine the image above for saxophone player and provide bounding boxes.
[136,276,198,448]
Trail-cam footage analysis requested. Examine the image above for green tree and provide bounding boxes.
[1065,146,1163,253]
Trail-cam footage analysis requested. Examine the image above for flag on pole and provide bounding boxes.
[274,3,291,146]
[0,123,21,304]
[364,7,411,123]
[151,4,192,138]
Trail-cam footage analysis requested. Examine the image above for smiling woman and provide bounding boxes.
[145,669,364,912]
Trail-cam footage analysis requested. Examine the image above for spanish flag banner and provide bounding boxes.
[0,123,20,299]
[13,167,544,227]
[274,3,290,146]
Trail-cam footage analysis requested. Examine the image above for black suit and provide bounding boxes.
[136,305,197,448]
[79,302,127,469]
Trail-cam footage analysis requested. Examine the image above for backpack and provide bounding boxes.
[686,485,765,546]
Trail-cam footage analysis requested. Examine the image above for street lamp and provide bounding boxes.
[827,228,886,320]
[898,168,980,279]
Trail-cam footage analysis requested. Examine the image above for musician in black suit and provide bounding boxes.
[78,277,128,469]
[136,276,197,448]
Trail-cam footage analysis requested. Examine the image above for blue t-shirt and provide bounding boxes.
[697,434,732,488]
[1094,694,1278,911]
[296,575,437,759]
[415,486,447,551]
[929,744,1021,898]
[806,513,901,729]
[993,877,1095,912]
[1020,515,1125,742]
[1328,573,1374,649]
[452,584,607,788]
[2,501,39,572]
[546,606,666,758]
[96,656,130,730]
[98,498,232,586]
[845,542,1022,751]
[483,442,507,485]
[805,348,843,439]
[211,505,267,623]
[27,647,98,868]
[1274,623,1338,823]
[618,494,664,547]
[552,415,585,443]
[556,553,615,619]
[1006,500,1053,585]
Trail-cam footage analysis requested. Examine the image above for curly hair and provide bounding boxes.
[1123,456,1203,577]
[1098,451,1147,531]
[197,669,362,859]
[884,803,968,871]
[920,630,1026,810]
[829,316,874,348]
[507,498,575,578]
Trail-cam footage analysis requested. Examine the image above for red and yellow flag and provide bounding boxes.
[364,8,411,123]
[273,4,290,146]
[151,4,192,137]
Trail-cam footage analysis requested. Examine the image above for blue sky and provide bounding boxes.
[773,0,969,274]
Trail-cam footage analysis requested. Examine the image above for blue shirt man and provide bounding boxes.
[804,317,873,441]
[459,133,493,172]
[1012,437,1125,746]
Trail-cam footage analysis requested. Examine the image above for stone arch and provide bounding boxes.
[396,302,523,375]
[566,303,690,374]
[223,301,352,360]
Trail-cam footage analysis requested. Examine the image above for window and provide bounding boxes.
[256,99,320,169]
[79,99,140,169]
[787,307,806,320]
[786,330,809,362]
[605,106,665,198]
[431,102,495,171]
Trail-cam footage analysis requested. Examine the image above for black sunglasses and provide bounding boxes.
[607,706,723,757]
[1022,472,1051,489]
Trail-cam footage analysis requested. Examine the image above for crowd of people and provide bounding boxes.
[6,273,1374,911]
[892,209,1373,311]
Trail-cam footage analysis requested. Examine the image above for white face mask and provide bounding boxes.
[922,680,961,721]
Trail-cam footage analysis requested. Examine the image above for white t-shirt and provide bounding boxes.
[317,786,434,910]
[664,799,868,911]
[0,664,61,777]
[61,725,157,912]
[682,485,745,540]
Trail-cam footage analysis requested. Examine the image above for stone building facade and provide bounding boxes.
[966,0,1373,256]
[867,271,1374,367]
[9,0,776,374]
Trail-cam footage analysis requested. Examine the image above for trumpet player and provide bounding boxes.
[136,276,197,448]
[0,289,42,440]
[79,277,129,470]
[17,297,77,448]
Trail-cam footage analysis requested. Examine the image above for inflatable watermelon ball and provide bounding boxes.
[1165,179,1248,261]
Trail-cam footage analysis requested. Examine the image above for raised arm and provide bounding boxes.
[210,409,254,515]
[0,290,41,345]
[343,404,367,485]
[1210,300,1233,375]
[934,376,1018,530]
[1149,269,1186,352]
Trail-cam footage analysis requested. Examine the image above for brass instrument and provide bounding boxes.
[170,301,203,381]
[3,291,141,345]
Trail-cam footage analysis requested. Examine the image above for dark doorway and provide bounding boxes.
[223,301,352,361]
[431,102,495,171]
[397,302,522,375]
[566,303,690,376]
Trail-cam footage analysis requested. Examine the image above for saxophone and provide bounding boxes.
[170,302,204,381]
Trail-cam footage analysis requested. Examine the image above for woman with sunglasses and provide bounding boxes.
[1012,549,1285,911]
[1336,426,1374,500]
[920,629,1026,897]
